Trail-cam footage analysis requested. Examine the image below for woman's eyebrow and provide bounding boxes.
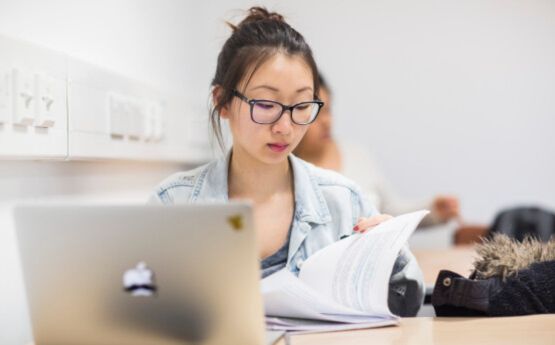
[249,85,279,92]
[295,86,313,94]
[248,85,314,93]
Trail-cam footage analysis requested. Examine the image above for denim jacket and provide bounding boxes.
[149,153,425,316]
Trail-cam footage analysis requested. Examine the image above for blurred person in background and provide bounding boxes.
[294,75,460,228]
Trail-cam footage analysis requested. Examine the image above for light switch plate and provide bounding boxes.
[108,93,125,137]
[0,69,10,124]
[126,99,144,140]
[151,103,164,142]
[144,102,157,141]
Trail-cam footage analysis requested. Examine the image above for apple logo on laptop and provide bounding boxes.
[227,214,243,232]
[123,261,157,297]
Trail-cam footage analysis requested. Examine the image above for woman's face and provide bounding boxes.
[296,86,332,156]
[222,53,315,165]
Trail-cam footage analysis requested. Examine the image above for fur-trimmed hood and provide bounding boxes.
[473,233,555,280]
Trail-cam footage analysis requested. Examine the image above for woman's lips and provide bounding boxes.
[267,143,289,152]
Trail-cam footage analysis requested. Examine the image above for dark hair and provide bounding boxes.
[210,7,320,150]
[318,73,331,96]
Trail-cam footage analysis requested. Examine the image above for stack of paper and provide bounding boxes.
[261,210,429,332]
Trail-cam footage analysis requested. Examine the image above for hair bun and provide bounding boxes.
[228,7,285,32]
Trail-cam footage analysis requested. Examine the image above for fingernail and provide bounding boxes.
[353,225,359,231]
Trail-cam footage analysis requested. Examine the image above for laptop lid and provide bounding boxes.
[14,203,265,345]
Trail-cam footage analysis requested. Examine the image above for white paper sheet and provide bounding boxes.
[261,269,375,322]
[299,210,429,316]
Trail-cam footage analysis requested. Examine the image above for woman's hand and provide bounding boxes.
[353,214,393,233]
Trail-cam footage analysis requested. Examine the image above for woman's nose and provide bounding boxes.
[271,110,294,135]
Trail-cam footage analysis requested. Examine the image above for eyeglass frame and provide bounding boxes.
[231,89,324,125]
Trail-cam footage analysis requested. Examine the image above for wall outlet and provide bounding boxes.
[11,68,36,126]
[35,73,60,128]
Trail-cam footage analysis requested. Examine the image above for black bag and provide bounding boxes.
[489,207,555,242]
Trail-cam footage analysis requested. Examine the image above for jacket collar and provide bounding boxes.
[289,154,332,225]
[190,151,331,225]
[188,153,230,203]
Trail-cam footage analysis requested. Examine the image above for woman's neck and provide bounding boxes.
[228,147,293,201]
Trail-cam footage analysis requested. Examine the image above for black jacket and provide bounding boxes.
[432,260,555,316]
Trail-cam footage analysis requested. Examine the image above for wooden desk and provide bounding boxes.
[413,245,477,286]
[279,315,555,345]
[277,248,555,344]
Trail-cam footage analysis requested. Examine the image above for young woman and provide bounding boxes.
[150,7,424,316]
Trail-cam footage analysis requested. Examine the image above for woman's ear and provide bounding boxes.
[212,86,230,119]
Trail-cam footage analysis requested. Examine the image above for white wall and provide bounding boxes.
[192,0,555,223]
[0,0,201,95]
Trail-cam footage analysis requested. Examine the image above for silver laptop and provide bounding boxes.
[14,203,267,345]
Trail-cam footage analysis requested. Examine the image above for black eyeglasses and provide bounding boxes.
[232,89,324,125]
